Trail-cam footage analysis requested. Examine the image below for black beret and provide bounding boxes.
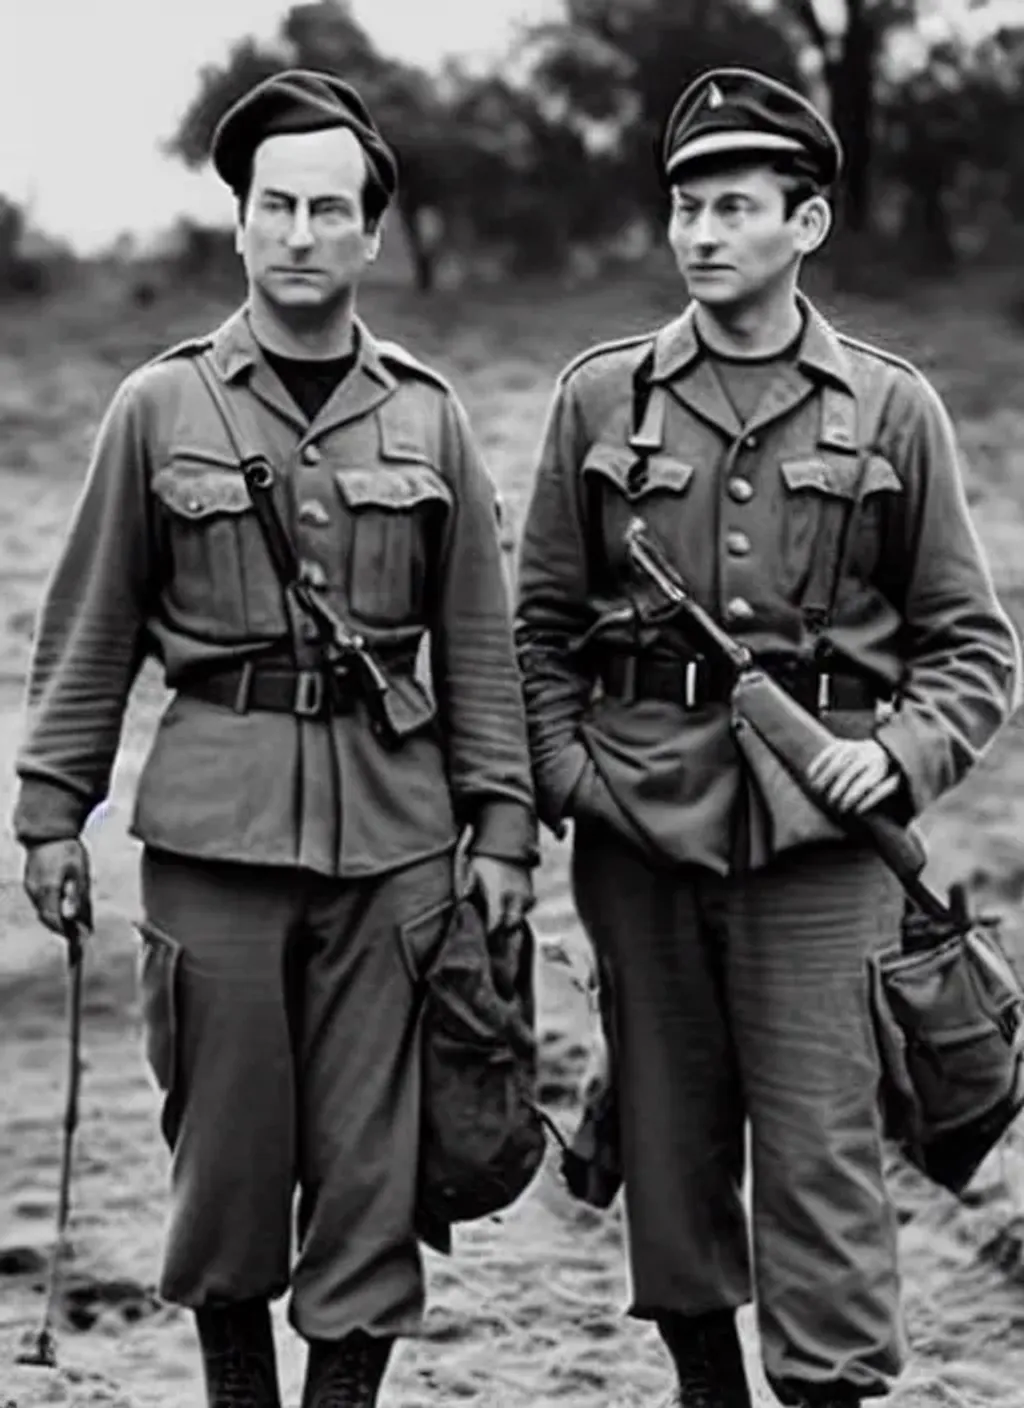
[211,68,398,203]
[661,67,842,188]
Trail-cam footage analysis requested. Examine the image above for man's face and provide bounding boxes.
[667,163,824,309]
[236,126,381,312]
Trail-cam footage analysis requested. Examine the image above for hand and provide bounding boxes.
[466,855,534,935]
[23,839,93,941]
[805,739,900,816]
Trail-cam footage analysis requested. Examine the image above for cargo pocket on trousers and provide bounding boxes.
[397,896,456,987]
[135,921,183,1095]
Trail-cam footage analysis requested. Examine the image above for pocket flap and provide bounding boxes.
[334,466,453,512]
[782,454,902,500]
[152,463,252,519]
[863,454,902,496]
[582,444,695,499]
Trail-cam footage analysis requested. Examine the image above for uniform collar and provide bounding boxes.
[205,305,399,438]
[207,305,397,389]
[651,292,853,393]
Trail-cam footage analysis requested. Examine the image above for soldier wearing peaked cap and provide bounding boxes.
[13,69,537,1407]
[516,67,1019,1407]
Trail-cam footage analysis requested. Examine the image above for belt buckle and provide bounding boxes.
[684,659,698,709]
[293,669,325,719]
[817,671,832,713]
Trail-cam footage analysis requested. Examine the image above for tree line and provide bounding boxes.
[166,0,1024,290]
[5,0,1022,299]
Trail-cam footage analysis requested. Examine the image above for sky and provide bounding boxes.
[0,0,1013,254]
[0,0,560,253]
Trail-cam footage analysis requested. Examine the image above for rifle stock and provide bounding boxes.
[731,672,928,885]
[624,517,942,910]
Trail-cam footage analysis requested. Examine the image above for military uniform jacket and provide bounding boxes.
[13,309,538,877]
[514,296,1020,873]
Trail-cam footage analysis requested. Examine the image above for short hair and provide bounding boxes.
[771,158,829,217]
[668,152,830,218]
[235,139,390,230]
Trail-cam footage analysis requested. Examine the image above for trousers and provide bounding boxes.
[136,844,455,1342]
[570,823,908,1403]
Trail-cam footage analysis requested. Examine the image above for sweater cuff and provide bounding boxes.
[469,800,540,869]
[12,776,94,845]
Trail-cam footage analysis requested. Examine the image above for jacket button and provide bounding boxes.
[725,531,751,557]
[299,559,328,589]
[298,499,331,526]
[727,477,754,504]
[301,444,322,466]
[725,597,755,623]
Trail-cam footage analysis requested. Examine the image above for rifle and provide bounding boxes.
[623,516,937,905]
[625,518,1024,1197]
[191,354,395,746]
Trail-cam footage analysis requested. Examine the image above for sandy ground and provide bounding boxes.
[4,264,1024,1406]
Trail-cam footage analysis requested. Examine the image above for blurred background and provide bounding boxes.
[4,6,1024,1406]
[2,0,1023,301]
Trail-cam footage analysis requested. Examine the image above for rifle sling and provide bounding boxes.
[800,367,901,636]
[191,351,337,654]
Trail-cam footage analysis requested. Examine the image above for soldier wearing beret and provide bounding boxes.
[14,69,537,1408]
[515,67,1019,1407]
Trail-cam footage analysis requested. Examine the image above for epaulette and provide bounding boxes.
[557,329,657,386]
[376,339,452,393]
[146,334,216,368]
[836,332,917,378]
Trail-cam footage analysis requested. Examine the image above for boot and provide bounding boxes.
[194,1298,281,1408]
[300,1330,394,1408]
[657,1309,752,1408]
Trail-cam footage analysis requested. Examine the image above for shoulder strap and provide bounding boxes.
[801,364,900,639]
[189,352,314,629]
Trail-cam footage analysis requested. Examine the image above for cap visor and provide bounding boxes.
[667,130,806,175]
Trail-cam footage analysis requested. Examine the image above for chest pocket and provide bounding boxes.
[334,464,454,626]
[152,453,285,640]
[581,444,695,577]
[778,452,903,601]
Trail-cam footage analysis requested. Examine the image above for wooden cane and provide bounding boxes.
[16,882,85,1369]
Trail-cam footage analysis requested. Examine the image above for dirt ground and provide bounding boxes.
[4,259,1024,1406]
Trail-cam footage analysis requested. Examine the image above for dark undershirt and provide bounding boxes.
[700,318,805,426]
[262,344,359,422]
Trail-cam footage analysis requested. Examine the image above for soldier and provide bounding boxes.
[13,70,537,1408]
[515,68,1019,1408]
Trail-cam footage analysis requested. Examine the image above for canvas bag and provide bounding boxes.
[186,353,548,1244]
[560,342,1024,1206]
[870,883,1024,1194]
[415,893,547,1253]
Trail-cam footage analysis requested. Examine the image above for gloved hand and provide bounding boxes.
[23,838,93,941]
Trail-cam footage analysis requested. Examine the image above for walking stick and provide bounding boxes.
[17,882,86,1369]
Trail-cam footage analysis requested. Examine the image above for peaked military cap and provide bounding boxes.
[211,68,399,202]
[661,68,842,187]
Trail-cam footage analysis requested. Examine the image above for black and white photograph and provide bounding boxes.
[2,2,1024,1405]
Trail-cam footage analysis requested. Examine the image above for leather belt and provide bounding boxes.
[596,651,889,715]
[180,659,358,721]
